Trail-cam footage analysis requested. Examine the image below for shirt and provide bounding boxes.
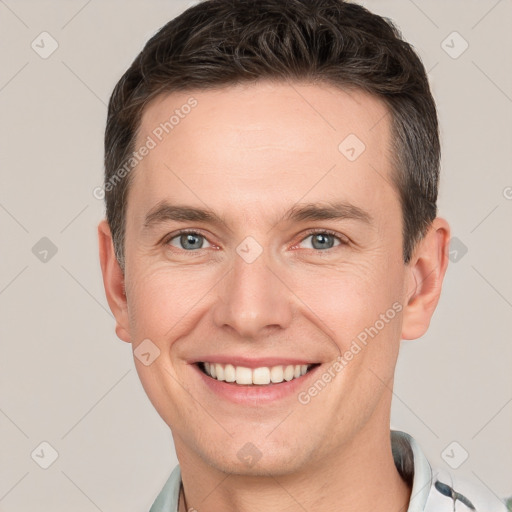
[149,430,510,512]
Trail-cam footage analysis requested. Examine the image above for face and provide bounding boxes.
[100,81,442,477]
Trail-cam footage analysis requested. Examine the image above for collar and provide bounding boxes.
[391,430,433,511]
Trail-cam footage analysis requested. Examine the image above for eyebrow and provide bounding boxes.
[143,199,373,231]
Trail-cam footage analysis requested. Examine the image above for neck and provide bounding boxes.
[176,426,411,512]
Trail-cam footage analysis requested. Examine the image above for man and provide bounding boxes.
[98,1,509,511]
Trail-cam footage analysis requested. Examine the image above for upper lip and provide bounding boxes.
[190,356,319,369]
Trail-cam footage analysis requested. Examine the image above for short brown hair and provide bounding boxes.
[104,0,439,270]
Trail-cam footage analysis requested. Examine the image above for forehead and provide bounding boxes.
[129,81,397,226]
[138,81,390,152]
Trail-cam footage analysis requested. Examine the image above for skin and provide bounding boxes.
[98,80,450,512]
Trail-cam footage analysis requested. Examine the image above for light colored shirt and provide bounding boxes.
[149,430,510,512]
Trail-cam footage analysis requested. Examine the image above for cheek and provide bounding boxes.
[288,256,404,350]
[125,268,176,339]
[125,265,216,342]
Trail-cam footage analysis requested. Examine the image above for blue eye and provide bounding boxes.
[167,231,212,251]
[164,229,347,253]
[299,231,345,251]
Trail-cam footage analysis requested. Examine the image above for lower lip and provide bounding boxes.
[193,363,321,404]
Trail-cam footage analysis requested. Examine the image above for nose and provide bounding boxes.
[212,248,293,339]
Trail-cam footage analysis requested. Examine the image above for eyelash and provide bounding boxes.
[163,228,349,253]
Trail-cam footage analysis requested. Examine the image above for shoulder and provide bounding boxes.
[391,431,510,512]
[149,464,181,512]
[425,468,508,512]
[424,467,510,512]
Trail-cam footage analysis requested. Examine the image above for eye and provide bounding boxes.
[163,229,347,253]
[166,230,212,251]
[296,230,348,251]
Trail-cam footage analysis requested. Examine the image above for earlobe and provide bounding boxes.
[98,219,131,343]
[401,218,451,340]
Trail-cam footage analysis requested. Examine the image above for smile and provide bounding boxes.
[198,362,319,385]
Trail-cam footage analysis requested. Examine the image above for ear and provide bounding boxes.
[401,217,451,340]
[98,219,131,343]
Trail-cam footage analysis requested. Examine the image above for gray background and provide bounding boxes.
[1,0,511,510]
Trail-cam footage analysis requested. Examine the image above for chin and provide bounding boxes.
[196,437,311,478]
[209,455,306,478]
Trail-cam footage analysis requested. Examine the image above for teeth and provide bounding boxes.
[224,364,236,383]
[215,363,225,381]
[270,366,284,383]
[202,362,313,385]
[253,367,270,385]
[283,365,295,381]
[236,366,253,385]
